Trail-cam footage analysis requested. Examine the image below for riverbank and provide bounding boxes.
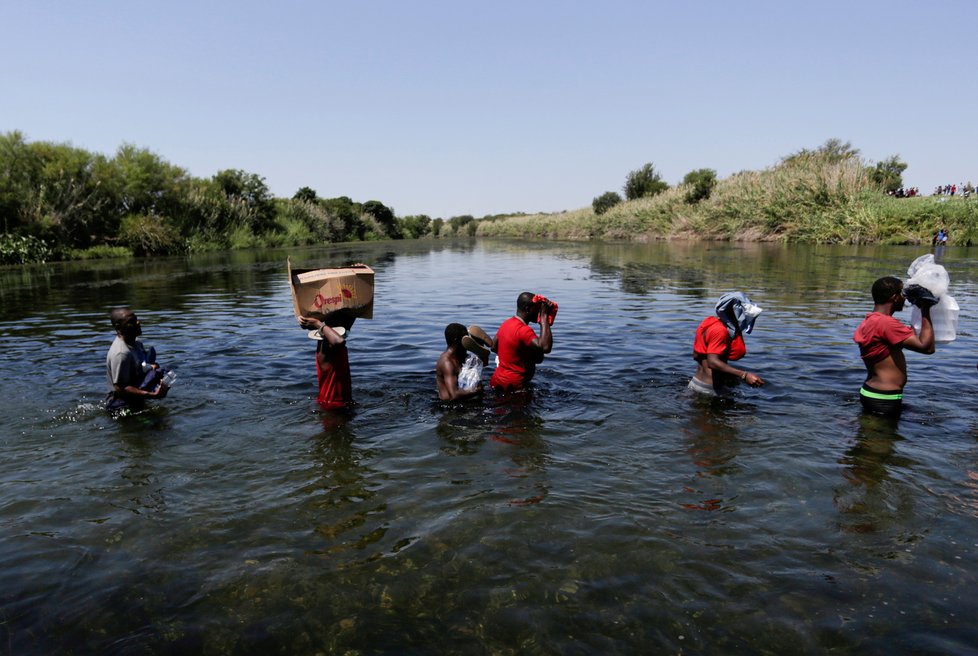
[6,131,976,265]
[477,156,978,245]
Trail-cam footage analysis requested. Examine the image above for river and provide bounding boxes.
[1,239,977,654]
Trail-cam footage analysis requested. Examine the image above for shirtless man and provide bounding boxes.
[436,323,484,402]
[853,276,935,416]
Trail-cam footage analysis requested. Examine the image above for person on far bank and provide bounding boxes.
[105,308,170,413]
[299,309,357,410]
[489,292,555,392]
[689,292,765,396]
[854,276,936,416]
[436,323,491,402]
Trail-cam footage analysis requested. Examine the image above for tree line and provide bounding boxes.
[0,131,479,264]
[1,133,910,264]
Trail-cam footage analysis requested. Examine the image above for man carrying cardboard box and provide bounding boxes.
[289,259,374,410]
[299,309,357,410]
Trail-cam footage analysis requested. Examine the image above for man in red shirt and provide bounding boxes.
[853,276,935,416]
[689,293,765,396]
[490,292,554,392]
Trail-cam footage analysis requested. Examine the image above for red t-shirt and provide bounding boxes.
[489,316,540,391]
[853,312,914,364]
[692,316,746,361]
[316,345,352,409]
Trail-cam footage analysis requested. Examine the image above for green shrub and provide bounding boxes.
[0,233,52,264]
[185,231,227,253]
[265,216,314,247]
[280,199,338,242]
[399,214,432,239]
[118,214,184,255]
[869,155,907,193]
[624,163,669,200]
[227,223,260,249]
[592,191,622,215]
[682,169,717,204]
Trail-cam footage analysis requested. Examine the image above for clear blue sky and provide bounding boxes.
[2,1,975,219]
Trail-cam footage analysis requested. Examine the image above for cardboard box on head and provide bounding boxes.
[287,257,374,320]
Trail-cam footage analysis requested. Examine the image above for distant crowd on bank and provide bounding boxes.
[886,183,977,198]
[932,183,974,197]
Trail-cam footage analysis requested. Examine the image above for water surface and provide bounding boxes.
[2,240,977,654]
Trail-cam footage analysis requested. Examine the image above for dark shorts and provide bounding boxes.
[859,383,903,417]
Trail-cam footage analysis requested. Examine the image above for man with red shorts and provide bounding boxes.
[299,309,357,410]
[490,292,554,392]
[854,276,935,416]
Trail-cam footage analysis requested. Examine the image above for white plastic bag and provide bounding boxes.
[457,353,484,390]
[906,253,949,298]
[907,253,957,342]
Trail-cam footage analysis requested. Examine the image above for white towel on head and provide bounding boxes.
[715,292,762,337]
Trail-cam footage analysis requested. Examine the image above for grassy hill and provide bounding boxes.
[477,153,978,245]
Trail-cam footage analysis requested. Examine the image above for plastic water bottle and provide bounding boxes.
[930,295,960,343]
[162,370,177,387]
[911,295,959,344]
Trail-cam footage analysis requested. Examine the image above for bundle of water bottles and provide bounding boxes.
[137,344,177,390]
[905,254,959,343]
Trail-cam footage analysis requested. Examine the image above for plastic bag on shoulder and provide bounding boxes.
[457,353,484,390]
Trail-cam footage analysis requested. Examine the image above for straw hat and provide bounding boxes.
[461,325,492,364]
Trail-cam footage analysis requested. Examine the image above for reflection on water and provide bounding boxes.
[683,399,745,478]
[835,413,912,534]
[2,239,978,653]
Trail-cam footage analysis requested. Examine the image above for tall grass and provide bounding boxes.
[63,245,133,260]
[477,154,978,245]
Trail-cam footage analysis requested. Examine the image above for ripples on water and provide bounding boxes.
[2,240,978,653]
